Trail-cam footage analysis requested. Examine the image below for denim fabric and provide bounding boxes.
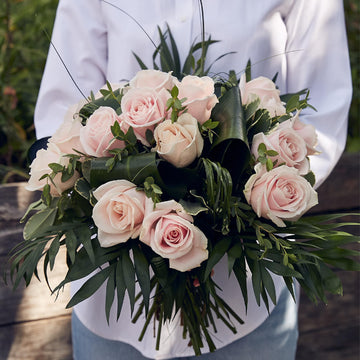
[72,286,298,360]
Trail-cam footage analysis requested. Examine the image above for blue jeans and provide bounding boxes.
[72,287,298,360]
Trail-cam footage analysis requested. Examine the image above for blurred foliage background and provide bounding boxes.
[0,0,359,183]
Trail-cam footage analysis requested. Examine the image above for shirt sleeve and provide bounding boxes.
[284,0,352,188]
[34,0,108,139]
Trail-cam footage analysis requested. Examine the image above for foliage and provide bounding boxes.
[0,0,58,183]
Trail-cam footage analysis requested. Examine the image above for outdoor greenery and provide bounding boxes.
[0,0,359,183]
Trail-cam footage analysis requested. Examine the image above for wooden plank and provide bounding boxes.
[297,268,360,360]
[0,315,72,360]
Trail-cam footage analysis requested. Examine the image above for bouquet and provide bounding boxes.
[6,25,359,356]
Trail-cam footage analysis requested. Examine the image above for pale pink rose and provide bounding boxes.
[80,106,125,157]
[26,142,79,197]
[177,75,218,124]
[278,113,319,156]
[154,113,204,168]
[120,87,169,145]
[244,163,318,227]
[251,127,310,175]
[130,70,176,91]
[140,200,208,272]
[49,100,87,155]
[92,180,152,247]
[239,74,286,117]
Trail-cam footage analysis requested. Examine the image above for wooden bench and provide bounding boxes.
[0,152,359,359]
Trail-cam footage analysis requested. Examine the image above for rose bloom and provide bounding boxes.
[154,113,204,168]
[251,127,310,175]
[177,75,218,124]
[80,106,125,157]
[244,163,318,227]
[278,112,318,156]
[92,180,152,247]
[48,100,87,155]
[140,200,208,272]
[129,69,176,91]
[120,87,169,145]
[26,142,79,197]
[239,74,286,117]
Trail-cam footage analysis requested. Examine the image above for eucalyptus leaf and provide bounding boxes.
[23,207,57,240]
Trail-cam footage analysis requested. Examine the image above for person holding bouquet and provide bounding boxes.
[32,0,352,359]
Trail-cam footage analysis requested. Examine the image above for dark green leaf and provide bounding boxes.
[122,250,136,314]
[204,237,232,280]
[132,245,151,313]
[66,265,115,308]
[105,267,116,324]
[23,207,57,240]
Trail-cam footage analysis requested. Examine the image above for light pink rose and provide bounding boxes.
[140,200,208,272]
[239,74,286,117]
[244,163,318,227]
[278,112,318,156]
[92,180,152,247]
[251,127,310,175]
[26,142,79,197]
[120,87,169,145]
[48,100,87,155]
[80,106,125,157]
[177,75,218,124]
[154,113,204,168]
[130,70,176,91]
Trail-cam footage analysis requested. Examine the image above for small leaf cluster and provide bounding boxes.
[201,118,219,144]
[141,176,162,206]
[166,85,187,123]
[255,143,281,171]
[106,124,139,171]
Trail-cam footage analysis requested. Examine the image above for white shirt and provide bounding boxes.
[34,1,351,359]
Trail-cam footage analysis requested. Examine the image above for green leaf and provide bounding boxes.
[244,98,260,122]
[303,171,316,187]
[74,178,92,201]
[245,59,252,82]
[260,262,276,305]
[74,226,95,264]
[204,237,232,280]
[179,199,208,216]
[105,267,116,324]
[23,207,57,240]
[65,229,78,264]
[210,86,250,183]
[132,52,148,70]
[82,153,163,189]
[66,265,115,308]
[132,245,151,313]
[48,235,60,271]
[121,250,136,314]
[233,257,248,310]
[115,258,127,320]
[20,199,44,223]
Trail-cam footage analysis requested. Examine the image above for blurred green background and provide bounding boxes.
[0,0,359,183]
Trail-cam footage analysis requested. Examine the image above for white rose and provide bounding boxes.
[154,113,204,168]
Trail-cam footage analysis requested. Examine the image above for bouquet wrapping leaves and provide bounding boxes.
[6,27,359,356]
